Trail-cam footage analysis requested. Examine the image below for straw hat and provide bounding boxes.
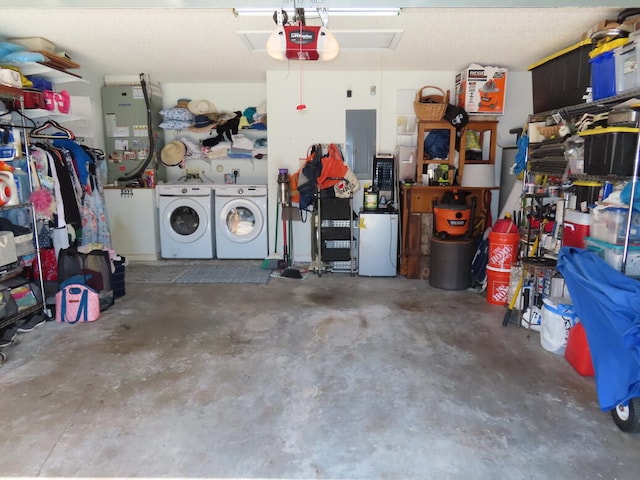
[161,140,187,167]
[206,110,237,123]
[187,99,217,115]
[174,98,191,108]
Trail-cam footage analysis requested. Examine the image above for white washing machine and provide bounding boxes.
[157,184,215,259]
[215,185,268,259]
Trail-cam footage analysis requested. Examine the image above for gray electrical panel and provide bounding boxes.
[101,83,165,185]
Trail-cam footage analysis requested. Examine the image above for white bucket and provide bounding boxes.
[540,297,578,355]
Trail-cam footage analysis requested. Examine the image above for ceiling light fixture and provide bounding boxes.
[320,8,401,17]
[234,7,401,17]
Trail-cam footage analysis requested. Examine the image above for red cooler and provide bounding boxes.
[565,322,594,376]
[563,210,591,248]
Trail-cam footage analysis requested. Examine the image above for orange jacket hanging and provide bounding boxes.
[316,144,348,189]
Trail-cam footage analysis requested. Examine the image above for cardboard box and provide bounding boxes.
[455,63,507,115]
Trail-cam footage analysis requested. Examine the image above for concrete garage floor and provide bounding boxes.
[0,263,638,479]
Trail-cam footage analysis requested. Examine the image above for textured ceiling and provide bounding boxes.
[0,7,624,83]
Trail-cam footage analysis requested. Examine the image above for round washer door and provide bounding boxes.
[218,198,264,244]
[161,197,210,244]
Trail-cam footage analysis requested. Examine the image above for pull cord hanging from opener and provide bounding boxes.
[296,6,306,111]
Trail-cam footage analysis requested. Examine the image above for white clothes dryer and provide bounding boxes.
[157,184,215,259]
[215,185,268,259]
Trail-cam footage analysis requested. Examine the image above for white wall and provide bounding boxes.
[160,83,267,185]
[493,71,533,222]
[265,69,533,262]
[158,69,533,262]
[56,69,104,150]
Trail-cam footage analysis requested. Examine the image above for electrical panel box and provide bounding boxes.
[101,83,164,185]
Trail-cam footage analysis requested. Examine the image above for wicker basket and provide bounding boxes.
[413,85,450,121]
[537,124,561,139]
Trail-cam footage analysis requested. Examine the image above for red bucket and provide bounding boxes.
[488,231,520,269]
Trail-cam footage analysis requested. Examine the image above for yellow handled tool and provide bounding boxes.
[501,226,542,327]
[502,276,523,326]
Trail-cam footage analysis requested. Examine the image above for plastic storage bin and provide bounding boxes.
[573,180,602,212]
[14,233,34,257]
[590,38,628,101]
[528,39,592,114]
[590,206,640,244]
[615,40,640,94]
[579,126,639,176]
[585,236,640,276]
[590,210,618,244]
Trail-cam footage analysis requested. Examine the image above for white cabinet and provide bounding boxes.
[104,187,160,261]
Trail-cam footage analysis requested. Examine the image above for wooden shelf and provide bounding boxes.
[4,62,87,85]
[416,120,457,185]
[0,84,23,100]
[459,120,498,165]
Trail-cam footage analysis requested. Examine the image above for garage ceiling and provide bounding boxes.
[0,4,632,83]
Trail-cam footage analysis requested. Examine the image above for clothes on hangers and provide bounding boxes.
[30,139,112,249]
[36,143,82,229]
[30,147,67,228]
[27,120,113,285]
[53,138,92,186]
[76,147,111,247]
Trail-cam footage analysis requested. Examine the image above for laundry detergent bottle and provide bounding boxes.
[0,171,19,206]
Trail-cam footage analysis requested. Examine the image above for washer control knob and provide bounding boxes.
[238,188,244,195]
[181,188,188,194]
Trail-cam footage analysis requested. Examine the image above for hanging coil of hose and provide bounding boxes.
[117,73,154,184]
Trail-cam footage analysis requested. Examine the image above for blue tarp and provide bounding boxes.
[556,247,640,411]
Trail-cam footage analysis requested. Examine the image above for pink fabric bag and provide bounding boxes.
[55,284,101,324]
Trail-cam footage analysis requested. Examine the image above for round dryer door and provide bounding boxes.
[162,197,210,244]
[218,199,264,244]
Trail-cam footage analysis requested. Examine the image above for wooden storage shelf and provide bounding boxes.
[416,120,457,185]
[6,62,86,85]
[459,119,498,165]
[402,117,499,278]
[0,84,23,99]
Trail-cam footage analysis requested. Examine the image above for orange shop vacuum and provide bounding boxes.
[432,190,476,238]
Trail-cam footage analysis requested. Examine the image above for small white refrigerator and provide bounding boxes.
[358,211,399,276]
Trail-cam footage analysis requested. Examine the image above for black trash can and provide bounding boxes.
[429,237,475,290]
